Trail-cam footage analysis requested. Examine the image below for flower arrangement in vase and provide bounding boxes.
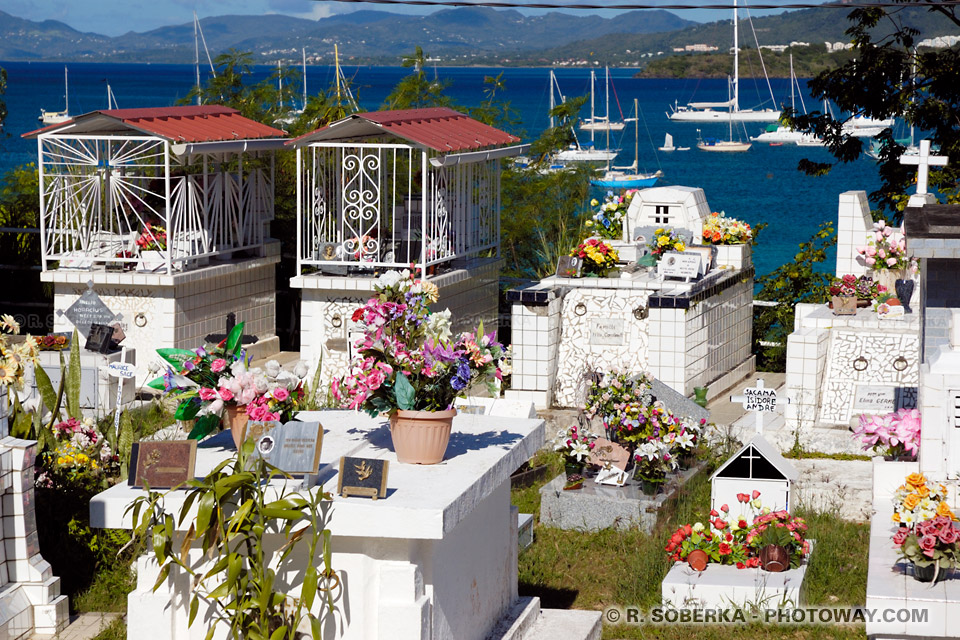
[828,274,883,309]
[554,424,597,490]
[333,269,504,464]
[632,437,676,495]
[891,473,957,527]
[649,227,687,261]
[894,516,960,582]
[852,408,921,461]
[584,371,652,441]
[701,211,753,245]
[855,220,917,291]
[0,314,38,388]
[570,238,619,277]
[745,510,810,572]
[584,190,636,240]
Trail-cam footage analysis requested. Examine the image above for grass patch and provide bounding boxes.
[512,451,870,640]
[784,451,872,462]
[91,616,126,640]
[73,558,137,613]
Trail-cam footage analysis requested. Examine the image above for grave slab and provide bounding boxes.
[538,462,706,533]
[660,541,814,609]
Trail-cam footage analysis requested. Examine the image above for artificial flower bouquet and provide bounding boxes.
[893,516,960,580]
[828,274,883,301]
[665,522,753,568]
[213,358,307,423]
[584,190,635,240]
[632,436,677,484]
[891,473,957,527]
[554,424,597,467]
[856,220,915,272]
[0,313,37,388]
[745,510,811,570]
[649,227,687,260]
[36,417,119,492]
[584,371,652,432]
[36,334,70,352]
[852,408,921,460]
[570,238,619,277]
[136,223,167,252]
[701,211,753,245]
[332,269,504,416]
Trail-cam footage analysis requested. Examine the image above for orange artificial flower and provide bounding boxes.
[903,493,921,510]
[892,512,901,523]
[937,501,957,521]
[916,484,930,498]
[905,473,926,489]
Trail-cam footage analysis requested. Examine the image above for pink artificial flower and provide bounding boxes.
[919,534,938,557]
[878,249,886,259]
[198,387,218,401]
[886,257,898,267]
[866,247,877,257]
[272,387,290,402]
[218,387,234,402]
[211,358,227,373]
[883,226,893,237]
[940,527,959,545]
[247,404,266,421]
[865,257,876,266]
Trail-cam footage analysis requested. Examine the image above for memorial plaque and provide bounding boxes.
[128,440,197,489]
[854,385,897,413]
[556,256,582,278]
[658,252,702,280]
[587,437,631,471]
[831,296,858,316]
[64,287,116,338]
[338,456,389,499]
[595,466,629,486]
[257,421,323,474]
[590,318,625,346]
[455,404,486,416]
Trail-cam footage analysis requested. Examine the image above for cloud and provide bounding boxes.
[267,0,337,20]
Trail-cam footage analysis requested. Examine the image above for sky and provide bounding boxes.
[3,0,808,37]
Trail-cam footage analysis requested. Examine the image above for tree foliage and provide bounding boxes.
[382,46,453,110]
[753,221,836,371]
[788,4,960,215]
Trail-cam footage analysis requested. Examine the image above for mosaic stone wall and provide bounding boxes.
[553,289,651,408]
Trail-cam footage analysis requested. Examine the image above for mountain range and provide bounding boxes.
[0,5,958,67]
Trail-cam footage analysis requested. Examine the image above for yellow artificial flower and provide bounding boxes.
[892,512,901,523]
[917,484,930,498]
[658,236,669,246]
[0,359,16,385]
[675,242,686,252]
[421,281,440,304]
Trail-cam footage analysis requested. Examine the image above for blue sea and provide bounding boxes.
[0,61,884,276]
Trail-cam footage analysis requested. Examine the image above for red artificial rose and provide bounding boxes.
[352,308,364,322]
[738,519,748,529]
[725,532,733,542]
[737,493,749,503]
[752,490,761,500]
[721,504,729,513]
[736,562,745,569]
[682,524,692,536]
[747,558,760,568]
[919,534,938,557]
[665,542,677,552]
[710,509,719,517]
[939,526,959,545]
[718,543,732,555]
[714,519,727,531]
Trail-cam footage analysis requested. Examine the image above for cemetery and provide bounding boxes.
[1,95,959,640]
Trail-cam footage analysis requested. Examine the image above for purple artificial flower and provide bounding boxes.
[183,360,195,371]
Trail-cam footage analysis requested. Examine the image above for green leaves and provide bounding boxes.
[394,372,416,411]
[66,329,81,420]
[187,414,220,441]
[224,321,245,357]
[155,348,197,370]
[174,397,201,421]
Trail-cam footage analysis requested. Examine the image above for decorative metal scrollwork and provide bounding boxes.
[893,356,909,372]
[134,313,148,328]
[633,306,649,321]
[852,356,869,372]
[574,302,587,316]
[331,314,343,328]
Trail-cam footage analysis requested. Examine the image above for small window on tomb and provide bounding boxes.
[654,205,671,225]
[715,444,785,481]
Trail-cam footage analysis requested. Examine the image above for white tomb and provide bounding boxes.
[24,106,288,384]
[785,190,921,431]
[90,411,601,640]
[507,185,754,409]
[287,108,526,387]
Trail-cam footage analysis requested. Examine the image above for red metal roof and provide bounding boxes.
[23,105,286,142]
[290,108,520,152]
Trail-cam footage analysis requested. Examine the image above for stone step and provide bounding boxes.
[523,608,602,640]
[488,597,541,640]
[244,336,281,363]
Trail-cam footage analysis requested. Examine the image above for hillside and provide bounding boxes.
[636,46,858,79]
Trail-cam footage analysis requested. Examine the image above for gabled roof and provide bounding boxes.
[289,107,520,153]
[23,105,286,143]
[710,435,799,482]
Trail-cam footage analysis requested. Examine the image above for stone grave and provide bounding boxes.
[785,189,921,431]
[864,176,960,639]
[539,377,710,533]
[91,410,602,640]
[288,109,525,388]
[506,185,755,409]
[0,409,70,639]
[24,106,287,384]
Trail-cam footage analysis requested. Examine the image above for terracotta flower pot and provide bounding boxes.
[759,544,790,572]
[686,549,708,572]
[224,405,249,450]
[389,408,457,464]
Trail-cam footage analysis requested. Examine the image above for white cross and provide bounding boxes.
[103,347,134,438]
[901,140,948,196]
[729,378,790,436]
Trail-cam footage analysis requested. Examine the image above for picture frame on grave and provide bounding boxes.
[685,245,715,273]
[84,323,117,354]
[831,296,858,316]
[338,456,389,499]
[658,251,702,280]
[556,255,582,278]
[128,440,197,489]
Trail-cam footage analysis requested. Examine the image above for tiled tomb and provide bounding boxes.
[506,185,755,408]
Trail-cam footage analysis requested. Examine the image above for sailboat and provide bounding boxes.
[580,68,625,132]
[550,70,617,164]
[751,54,824,145]
[658,133,689,152]
[39,67,70,124]
[192,11,216,106]
[590,98,662,188]
[106,83,119,110]
[696,118,751,152]
[668,0,779,123]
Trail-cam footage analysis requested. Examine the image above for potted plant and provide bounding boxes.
[584,370,652,443]
[828,274,879,309]
[333,270,504,464]
[894,516,960,583]
[666,523,717,571]
[856,219,917,293]
[554,424,597,483]
[570,238,619,277]
[632,436,676,496]
[745,510,810,572]
[135,223,168,272]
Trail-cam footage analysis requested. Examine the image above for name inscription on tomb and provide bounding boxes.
[853,385,897,413]
[589,318,625,346]
[64,288,117,338]
[742,387,778,413]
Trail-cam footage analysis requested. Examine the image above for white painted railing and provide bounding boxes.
[38,134,274,274]
[297,142,500,274]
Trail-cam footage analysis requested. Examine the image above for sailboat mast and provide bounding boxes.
[64,67,69,114]
[277,61,283,110]
[549,70,555,129]
[335,44,342,104]
[605,67,610,128]
[194,12,201,106]
[590,69,595,144]
[633,98,639,172]
[732,0,739,114]
[302,48,307,110]
[790,54,795,113]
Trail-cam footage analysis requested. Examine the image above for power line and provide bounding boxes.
[322,0,960,9]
